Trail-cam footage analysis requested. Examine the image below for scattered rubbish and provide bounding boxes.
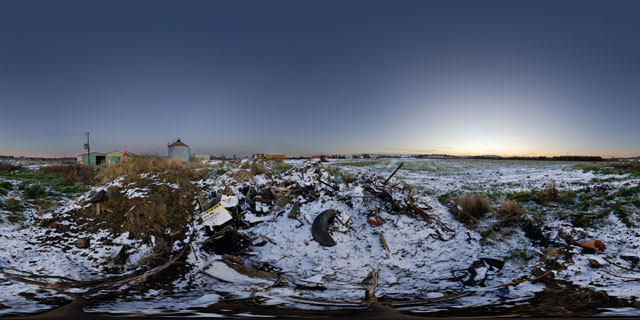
[201,231,251,255]
[219,195,238,208]
[364,265,379,303]
[317,178,339,190]
[269,186,291,205]
[221,259,278,280]
[588,258,602,268]
[11,156,637,316]
[379,232,391,254]
[294,283,327,291]
[306,155,329,162]
[201,203,233,228]
[300,274,325,284]
[87,189,106,203]
[204,259,278,285]
[540,247,559,262]
[580,240,606,254]
[453,258,505,286]
[311,209,338,246]
[367,216,382,227]
[75,238,90,249]
[602,256,640,273]
[111,245,132,267]
[287,201,300,219]
[621,256,640,269]
[383,162,404,185]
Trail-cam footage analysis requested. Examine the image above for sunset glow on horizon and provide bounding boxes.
[1,0,639,158]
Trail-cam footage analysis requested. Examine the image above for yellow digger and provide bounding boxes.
[253,154,286,161]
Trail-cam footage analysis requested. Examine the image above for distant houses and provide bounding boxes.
[75,138,211,165]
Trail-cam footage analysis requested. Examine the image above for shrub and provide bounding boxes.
[0,181,13,190]
[23,184,46,199]
[539,181,559,203]
[498,199,524,217]
[3,197,24,213]
[0,163,19,171]
[46,165,97,185]
[449,193,491,223]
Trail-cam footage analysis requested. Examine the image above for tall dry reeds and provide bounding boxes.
[46,164,97,184]
[96,156,204,183]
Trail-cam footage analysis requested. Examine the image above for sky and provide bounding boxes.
[1,0,639,158]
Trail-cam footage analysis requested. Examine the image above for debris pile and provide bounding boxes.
[2,158,640,316]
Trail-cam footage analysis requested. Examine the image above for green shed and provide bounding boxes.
[77,152,106,165]
[106,151,123,164]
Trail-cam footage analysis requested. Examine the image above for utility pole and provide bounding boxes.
[84,132,91,165]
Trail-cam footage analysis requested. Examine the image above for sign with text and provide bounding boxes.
[201,203,233,227]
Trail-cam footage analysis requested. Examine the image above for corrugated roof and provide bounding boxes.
[169,139,189,148]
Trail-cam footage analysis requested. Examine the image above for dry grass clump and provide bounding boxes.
[539,181,559,203]
[510,181,574,205]
[449,193,492,223]
[498,199,524,216]
[610,162,640,172]
[46,164,96,184]
[0,163,20,171]
[96,156,204,183]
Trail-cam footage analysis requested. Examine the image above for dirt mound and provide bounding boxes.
[83,172,197,258]
[41,158,204,265]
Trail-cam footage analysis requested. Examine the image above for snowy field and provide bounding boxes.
[1,158,639,317]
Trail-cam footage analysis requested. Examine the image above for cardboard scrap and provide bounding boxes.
[201,203,233,227]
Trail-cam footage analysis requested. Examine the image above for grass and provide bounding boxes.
[45,165,96,185]
[577,163,640,178]
[96,156,205,183]
[23,184,46,199]
[402,161,461,172]
[498,199,524,217]
[0,181,13,190]
[507,181,574,205]
[272,163,294,174]
[336,160,387,167]
[1,197,25,223]
[0,166,87,196]
[616,184,640,197]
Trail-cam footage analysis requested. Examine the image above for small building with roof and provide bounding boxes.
[77,151,124,165]
[77,152,106,165]
[168,139,191,162]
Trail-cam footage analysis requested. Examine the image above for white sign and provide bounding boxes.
[201,203,233,227]
[220,195,238,207]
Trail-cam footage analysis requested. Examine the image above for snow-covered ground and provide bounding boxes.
[1,159,639,316]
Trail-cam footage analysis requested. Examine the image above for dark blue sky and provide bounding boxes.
[1,0,639,157]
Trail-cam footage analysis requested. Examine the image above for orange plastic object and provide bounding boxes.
[367,216,382,227]
[580,240,606,253]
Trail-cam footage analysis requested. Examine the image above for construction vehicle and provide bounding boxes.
[306,155,329,162]
[253,154,286,161]
[123,151,137,160]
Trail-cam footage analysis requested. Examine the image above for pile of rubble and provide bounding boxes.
[2,158,639,316]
